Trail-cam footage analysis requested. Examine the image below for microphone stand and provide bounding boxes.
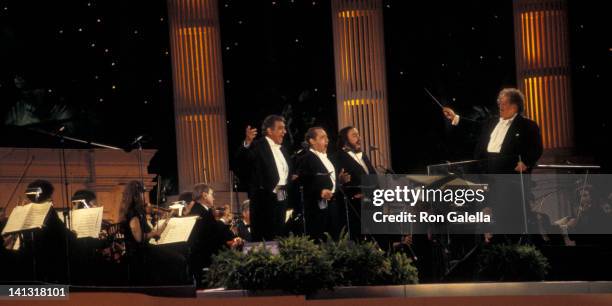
[54,127,73,284]
[517,155,531,245]
[28,127,122,284]
[57,128,71,232]
[336,184,352,241]
[134,137,145,199]
[300,185,306,235]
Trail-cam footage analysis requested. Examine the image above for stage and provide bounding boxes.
[3,281,612,306]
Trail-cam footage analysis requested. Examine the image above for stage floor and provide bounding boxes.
[200,281,612,299]
[2,282,612,306]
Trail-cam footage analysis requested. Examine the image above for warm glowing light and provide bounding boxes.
[342,99,380,106]
[168,0,230,191]
[338,10,371,18]
[514,0,573,150]
[332,0,391,168]
[520,10,563,67]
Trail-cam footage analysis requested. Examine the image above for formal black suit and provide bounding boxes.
[235,137,292,241]
[333,149,376,240]
[457,114,543,235]
[462,114,543,173]
[188,203,235,286]
[297,150,339,241]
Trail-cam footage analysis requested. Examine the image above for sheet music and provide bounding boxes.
[150,216,197,245]
[23,203,52,230]
[2,203,52,235]
[70,207,103,238]
[2,205,31,235]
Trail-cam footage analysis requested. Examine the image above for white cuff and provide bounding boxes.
[451,115,460,126]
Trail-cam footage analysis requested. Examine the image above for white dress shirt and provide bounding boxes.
[310,148,336,193]
[347,151,370,174]
[265,136,289,188]
[486,114,517,153]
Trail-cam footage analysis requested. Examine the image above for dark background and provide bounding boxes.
[0,0,610,194]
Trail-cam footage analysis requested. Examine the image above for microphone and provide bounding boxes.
[131,135,144,146]
[298,141,309,153]
[124,135,150,152]
[369,145,379,151]
[53,126,66,137]
[293,141,310,157]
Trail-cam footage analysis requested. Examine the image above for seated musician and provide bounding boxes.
[69,189,123,284]
[118,180,189,285]
[2,180,74,283]
[232,200,252,242]
[72,189,98,209]
[214,204,233,225]
[565,187,611,245]
[185,183,243,287]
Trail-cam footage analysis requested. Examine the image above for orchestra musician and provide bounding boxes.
[69,189,108,284]
[231,200,252,242]
[2,180,74,283]
[118,180,189,285]
[186,183,243,287]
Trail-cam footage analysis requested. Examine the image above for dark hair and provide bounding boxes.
[72,189,97,203]
[499,88,525,114]
[337,126,355,151]
[305,126,324,146]
[192,183,213,201]
[118,180,145,222]
[26,180,54,203]
[261,115,285,135]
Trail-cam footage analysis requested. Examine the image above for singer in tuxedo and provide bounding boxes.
[297,127,350,241]
[235,115,292,241]
[334,126,377,240]
[443,88,543,173]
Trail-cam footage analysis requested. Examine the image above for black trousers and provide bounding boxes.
[305,199,340,242]
[250,189,288,241]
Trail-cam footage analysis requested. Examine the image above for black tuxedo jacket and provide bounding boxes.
[188,203,234,267]
[297,150,336,209]
[333,149,376,197]
[472,115,543,170]
[236,137,292,196]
